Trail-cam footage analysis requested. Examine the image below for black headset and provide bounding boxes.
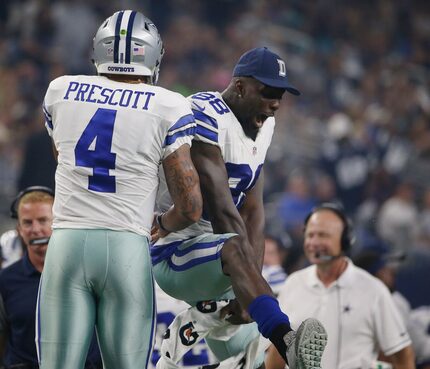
[10,186,55,219]
[303,202,355,252]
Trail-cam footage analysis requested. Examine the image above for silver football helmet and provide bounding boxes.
[93,10,164,84]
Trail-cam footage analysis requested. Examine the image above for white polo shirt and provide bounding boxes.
[278,259,411,369]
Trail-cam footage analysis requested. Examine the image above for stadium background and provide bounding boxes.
[0,0,429,306]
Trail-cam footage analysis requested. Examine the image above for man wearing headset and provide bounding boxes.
[0,187,102,369]
[265,203,415,369]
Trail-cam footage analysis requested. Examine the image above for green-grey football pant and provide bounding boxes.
[36,229,155,369]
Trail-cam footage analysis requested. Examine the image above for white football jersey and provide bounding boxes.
[150,282,214,369]
[155,91,274,242]
[44,75,195,237]
[152,287,263,369]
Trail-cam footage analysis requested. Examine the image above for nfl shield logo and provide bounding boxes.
[253,147,257,155]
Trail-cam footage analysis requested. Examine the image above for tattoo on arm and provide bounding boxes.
[164,147,201,218]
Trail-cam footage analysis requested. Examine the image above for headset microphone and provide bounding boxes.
[29,237,50,246]
[314,251,342,262]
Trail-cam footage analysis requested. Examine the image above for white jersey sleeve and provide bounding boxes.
[188,92,230,147]
[372,281,412,355]
[43,75,195,236]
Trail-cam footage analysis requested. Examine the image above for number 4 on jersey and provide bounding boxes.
[74,108,117,193]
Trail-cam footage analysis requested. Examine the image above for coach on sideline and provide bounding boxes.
[265,202,415,369]
[0,187,102,369]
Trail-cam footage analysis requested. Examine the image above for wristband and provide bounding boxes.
[156,213,170,232]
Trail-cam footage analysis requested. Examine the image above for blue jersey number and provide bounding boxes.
[191,92,230,115]
[201,163,263,221]
[226,163,263,208]
[75,108,117,193]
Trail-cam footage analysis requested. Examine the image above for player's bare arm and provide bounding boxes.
[191,141,274,308]
[191,141,248,235]
[388,345,416,369]
[161,144,202,233]
[239,169,265,270]
[218,162,266,324]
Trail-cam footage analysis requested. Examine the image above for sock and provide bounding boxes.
[247,295,291,337]
[248,295,292,363]
[269,322,293,363]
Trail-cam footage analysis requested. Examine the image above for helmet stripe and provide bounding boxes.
[113,11,124,63]
[125,11,137,64]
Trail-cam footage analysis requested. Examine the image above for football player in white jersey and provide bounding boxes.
[36,10,202,369]
[151,47,327,369]
[150,282,214,369]
[151,281,256,369]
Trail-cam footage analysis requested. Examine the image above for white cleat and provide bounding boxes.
[284,318,327,369]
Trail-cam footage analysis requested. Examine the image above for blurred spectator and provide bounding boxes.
[276,170,316,238]
[377,181,419,253]
[396,249,430,310]
[51,0,99,74]
[319,112,372,214]
[262,232,290,296]
[408,306,430,369]
[313,173,337,204]
[18,129,56,191]
[417,188,430,249]
[0,230,23,269]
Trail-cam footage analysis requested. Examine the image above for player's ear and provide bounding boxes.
[234,78,245,98]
